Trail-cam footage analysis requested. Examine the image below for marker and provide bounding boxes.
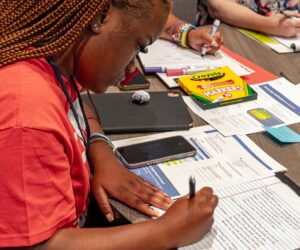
[167,66,214,76]
[145,67,166,73]
[145,66,187,74]
[201,19,221,57]
[189,176,196,198]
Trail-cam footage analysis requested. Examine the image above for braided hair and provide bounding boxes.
[0,0,171,67]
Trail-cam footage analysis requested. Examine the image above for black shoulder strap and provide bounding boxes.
[46,57,90,152]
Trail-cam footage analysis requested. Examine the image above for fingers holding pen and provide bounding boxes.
[158,186,218,247]
[194,187,218,209]
[186,184,218,214]
[187,26,223,53]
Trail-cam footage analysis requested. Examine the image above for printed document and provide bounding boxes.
[113,126,286,198]
[181,176,300,250]
[184,78,300,136]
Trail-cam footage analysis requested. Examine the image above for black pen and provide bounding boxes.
[279,9,298,19]
[189,176,196,198]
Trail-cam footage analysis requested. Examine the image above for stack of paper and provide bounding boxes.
[138,39,253,88]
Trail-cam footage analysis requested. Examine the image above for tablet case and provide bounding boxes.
[82,91,193,134]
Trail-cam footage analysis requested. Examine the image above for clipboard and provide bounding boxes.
[82,91,193,134]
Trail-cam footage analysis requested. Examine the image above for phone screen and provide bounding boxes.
[115,136,196,168]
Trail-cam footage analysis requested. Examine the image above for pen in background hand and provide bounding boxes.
[201,19,221,57]
[189,176,196,198]
[279,9,297,19]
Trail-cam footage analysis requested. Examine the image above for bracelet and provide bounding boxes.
[169,20,185,43]
[90,132,114,149]
[179,24,197,48]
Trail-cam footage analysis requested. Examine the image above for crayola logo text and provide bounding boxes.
[191,72,225,81]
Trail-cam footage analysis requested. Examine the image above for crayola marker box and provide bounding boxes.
[178,66,257,110]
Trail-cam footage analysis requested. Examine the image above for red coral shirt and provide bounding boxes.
[0,58,90,247]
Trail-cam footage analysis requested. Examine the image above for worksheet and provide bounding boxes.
[138,39,253,78]
[184,78,300,136]
[113,126,286,198]
[181,176,300,250]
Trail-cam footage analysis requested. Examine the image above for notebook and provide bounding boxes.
[82,91,193,134]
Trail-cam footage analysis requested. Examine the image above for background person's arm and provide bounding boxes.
[207,0,300,37]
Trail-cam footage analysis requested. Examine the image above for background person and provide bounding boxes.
[197,0,300,37]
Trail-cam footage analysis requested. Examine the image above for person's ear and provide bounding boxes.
[90,17,102,34]
[90,4,111,34]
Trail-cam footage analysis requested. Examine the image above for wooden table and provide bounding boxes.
[106,24,300,223]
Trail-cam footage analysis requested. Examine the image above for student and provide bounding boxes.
[198,0,300,37]
[0,0,218,249]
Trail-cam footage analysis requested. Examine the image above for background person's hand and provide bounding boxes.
[268,12,300,37]
[91,157,173,221]
[157,187,218,248]
[286,0,300,8]
[187,26,223,54]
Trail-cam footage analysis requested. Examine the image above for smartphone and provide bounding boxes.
[118,68,150,91]
[115,136,196,169]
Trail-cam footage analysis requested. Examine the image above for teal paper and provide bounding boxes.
[264,126,300,143]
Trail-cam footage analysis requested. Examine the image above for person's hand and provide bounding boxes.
[125,58,136,73]
[91,158,173,221]
[187,25,223,54]
[268,12,300,37]
[157,187,218,248]
[286,0,300,8]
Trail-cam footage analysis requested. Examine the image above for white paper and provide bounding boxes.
[113,126,286,198]
[239,29,295,53]
[139,39,253,79]
[156,73,179,88]
[272,35,300,52]
[181,176,300,250]
[184,78,300,136]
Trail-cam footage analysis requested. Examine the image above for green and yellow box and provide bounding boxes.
[178,66,257,110]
